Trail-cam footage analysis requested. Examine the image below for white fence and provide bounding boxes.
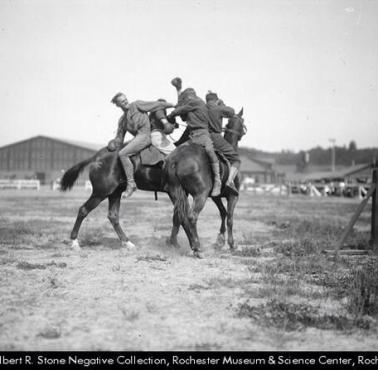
[241,183,289,196]
[0,179,40,190]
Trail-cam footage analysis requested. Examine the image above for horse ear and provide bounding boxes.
[237,108,244,117]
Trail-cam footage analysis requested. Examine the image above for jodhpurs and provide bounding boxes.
[210,133,240,169]
[189,129,218,164]
[119,132,151,158]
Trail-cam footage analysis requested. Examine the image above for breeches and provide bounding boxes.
[119,133,151,157]
[190,129,218,164]
[210,133,240,169]
[151,130,176,155]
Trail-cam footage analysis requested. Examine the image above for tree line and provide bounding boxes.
[239,141,378,168]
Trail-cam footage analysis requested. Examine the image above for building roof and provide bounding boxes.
[47,136,103,151]
[240,156,274,173]
[0,135,103,152]
[286,163,371,182]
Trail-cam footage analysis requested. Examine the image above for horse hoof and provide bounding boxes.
[215,233,226,248]
[229,242,237,251]
[122,240,136,249]
[71,239,81,251]
[166,238,180,249]
[193,251,204,259]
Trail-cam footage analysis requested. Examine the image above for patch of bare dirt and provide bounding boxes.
[0,190,377,350]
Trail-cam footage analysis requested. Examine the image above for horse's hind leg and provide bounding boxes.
[212,197,227,248]
[167,193,182,248]
[188,193,208,258]
[108,189,135,249]
[70,193,105,250]
[168,188,196,251]
[226,194,238,249]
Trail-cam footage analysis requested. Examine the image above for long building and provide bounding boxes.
[1,135,289,186]
[0,135,102,185]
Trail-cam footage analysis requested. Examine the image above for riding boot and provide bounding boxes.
[210,162,222,197]
[119,156,137,198]
[225,165,239,196]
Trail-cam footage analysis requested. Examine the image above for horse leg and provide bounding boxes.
[188,193,208,258]
[168,188,196,252]
[70,193,105,250]
[107,189,135,249]
[226,194,239,250]
[212,197,227,248]
[167,193,182,248]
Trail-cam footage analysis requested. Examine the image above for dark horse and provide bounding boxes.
[60,111,245,256]
[165,109,245,256]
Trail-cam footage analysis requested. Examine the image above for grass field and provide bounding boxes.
[0,188,377,350]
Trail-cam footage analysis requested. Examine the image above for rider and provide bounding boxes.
[150,99,177,155]
[206,91,241,195]
[108,92,174,197]
[167,81,222,197]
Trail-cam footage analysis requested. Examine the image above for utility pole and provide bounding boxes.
[329,138,336,172]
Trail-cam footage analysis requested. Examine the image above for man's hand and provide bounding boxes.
[167,114,177,125]
[166,113,174,122]
[171,77,182,90]
[107,139,119,152]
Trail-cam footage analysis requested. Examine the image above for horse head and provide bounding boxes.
[224,108,246,148]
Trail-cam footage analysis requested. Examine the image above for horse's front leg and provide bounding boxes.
[108,188,135,249]
[212,197,227,248]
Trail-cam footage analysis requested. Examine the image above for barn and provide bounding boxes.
[0,135,102,185]
[239,156,285,184]
[1,136,288,187]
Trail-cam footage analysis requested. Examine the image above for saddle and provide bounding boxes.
[137,145,165,166]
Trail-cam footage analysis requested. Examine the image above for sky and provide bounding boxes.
[0,0,377,152]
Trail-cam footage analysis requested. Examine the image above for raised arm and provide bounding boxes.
[134,100,174,113]
[168,102,194,118]
[171,77,183,100]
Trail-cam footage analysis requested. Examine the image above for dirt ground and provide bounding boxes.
[0,188,377,350]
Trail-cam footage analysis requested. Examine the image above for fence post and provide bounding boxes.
[369,163,378,250]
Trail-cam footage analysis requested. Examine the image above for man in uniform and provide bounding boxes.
[167,85,222,197]
[108,92,174,197]
[206,91,241,195]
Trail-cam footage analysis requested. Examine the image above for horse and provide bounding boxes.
[60,111,245,256]
[165,109,246,257]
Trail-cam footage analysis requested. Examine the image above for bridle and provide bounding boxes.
[224,115,247,140]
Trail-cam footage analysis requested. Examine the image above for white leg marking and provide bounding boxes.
[71,239,81,251]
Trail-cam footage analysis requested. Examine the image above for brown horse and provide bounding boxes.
[60,111,245,256]
[165,109,245,257]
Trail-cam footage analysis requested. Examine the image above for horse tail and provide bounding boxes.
[60,155,96,192]
[172,183,189,224]
[164,159,189,224]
